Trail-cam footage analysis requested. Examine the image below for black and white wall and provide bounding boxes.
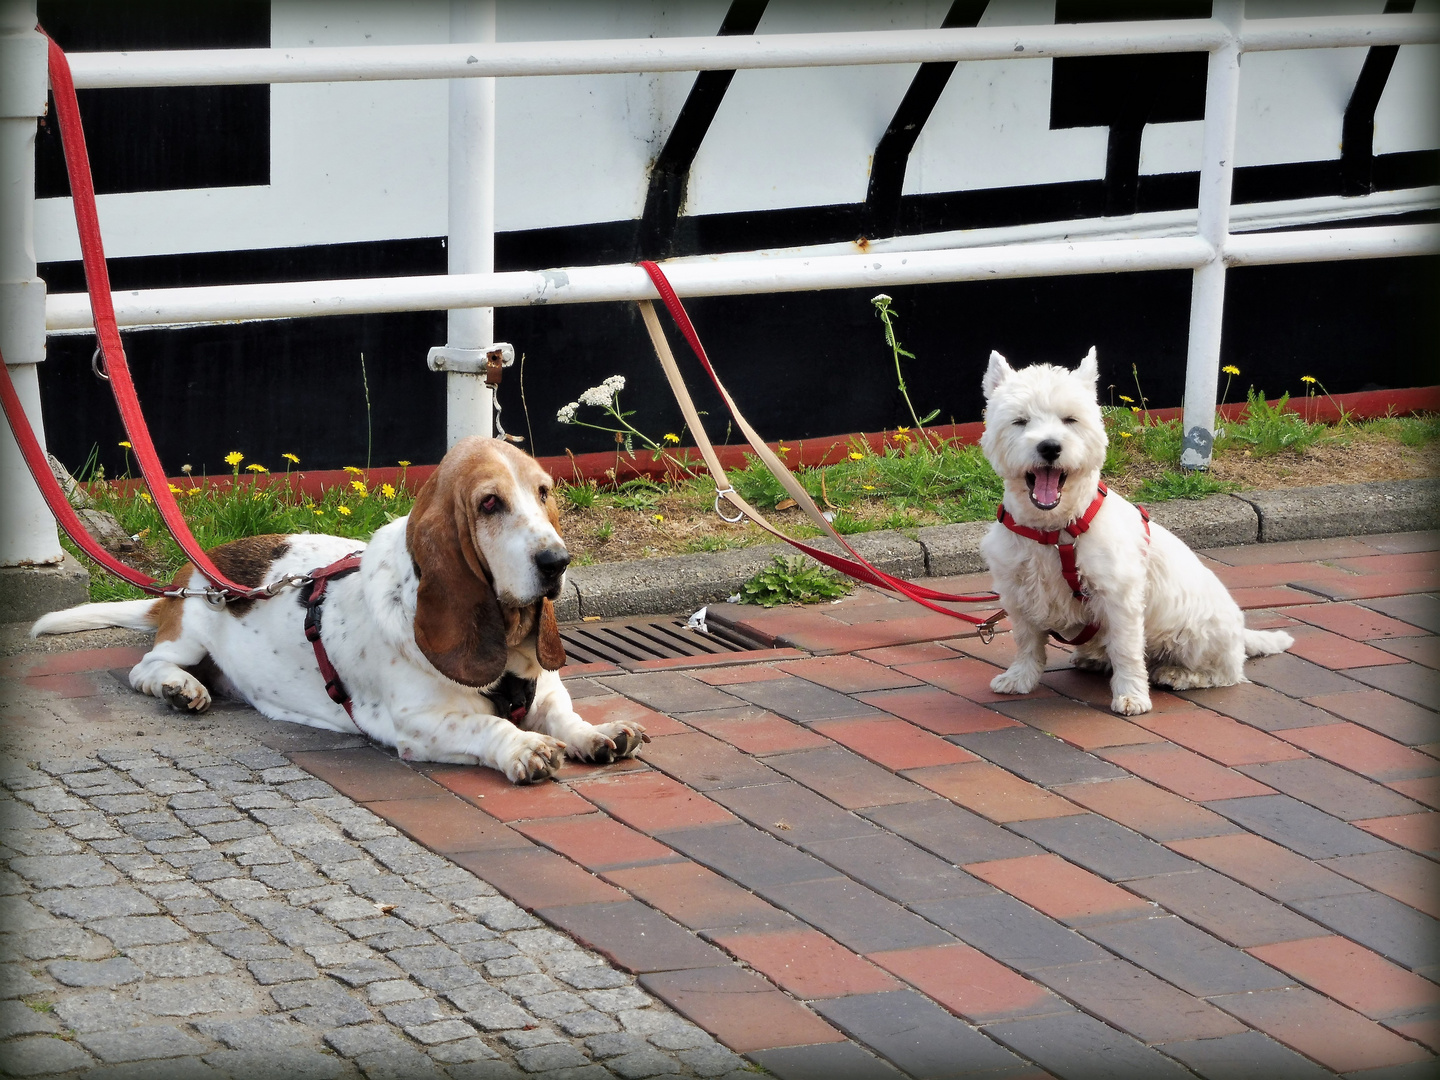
[35,0,1440,476]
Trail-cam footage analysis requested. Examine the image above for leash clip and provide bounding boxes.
[976,610,1005,645]
[713,487,745,523]
[262,574,311,597]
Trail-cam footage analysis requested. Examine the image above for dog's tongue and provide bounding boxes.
[1031,466,1063,507]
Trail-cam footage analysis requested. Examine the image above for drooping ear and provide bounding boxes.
[536,598,566,671]
[983,350,1015,400]
[407,472,508,687]
[1076,346,1099,387]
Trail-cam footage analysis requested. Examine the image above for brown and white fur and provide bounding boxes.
[979,348,1293,716]
[31,438,646,783]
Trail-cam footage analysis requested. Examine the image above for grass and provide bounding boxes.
[66,398,1440,602]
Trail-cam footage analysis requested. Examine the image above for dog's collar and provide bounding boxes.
[1002,483,1111,550]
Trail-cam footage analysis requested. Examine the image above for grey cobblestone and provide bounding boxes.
[1,683,718,1080]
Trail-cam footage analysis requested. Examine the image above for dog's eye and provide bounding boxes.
[1063,417,1078,425]
[537,486,549,504]
[478,494,502,515]
[1012,417,1028,427]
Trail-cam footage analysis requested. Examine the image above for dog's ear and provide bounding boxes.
[407,471,509,688]
[983,350,1015,400]
[536,598,566,671]
[1076,347,1099,387]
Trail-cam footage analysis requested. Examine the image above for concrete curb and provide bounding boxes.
[0,553,90,624]
[566,478,1437,618]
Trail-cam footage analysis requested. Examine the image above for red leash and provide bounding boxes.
[0,33,273,604]
[637,261,1005,633]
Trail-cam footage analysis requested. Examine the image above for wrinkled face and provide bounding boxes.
[980,349,1108,512]
[458,441,570,606]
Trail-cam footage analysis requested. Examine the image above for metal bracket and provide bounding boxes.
[0,279,47,366]
[427,342,515,384]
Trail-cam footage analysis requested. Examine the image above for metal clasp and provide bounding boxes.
[91,347,109,381]
[713,487,745,523]
[976,610,1005,645]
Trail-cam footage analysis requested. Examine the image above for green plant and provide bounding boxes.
[871,294,939,442]
[611,477,665,511]
[732,454,790,509]
[1132,471,1238,503]
[554,373,694,474]
[559,478,598,510]
[1222,389,1325,456]
[738,555,851,607]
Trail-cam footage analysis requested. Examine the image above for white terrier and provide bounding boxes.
[978,348,1292,716]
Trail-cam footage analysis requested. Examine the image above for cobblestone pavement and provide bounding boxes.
[0,633,751,1080]
[3,530,1438,1079]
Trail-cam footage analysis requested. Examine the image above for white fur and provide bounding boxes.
[979,349,1292,716]
[32,444,645,783]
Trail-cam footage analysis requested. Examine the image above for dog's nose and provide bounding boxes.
[535,547,570,580]
[1036,439,1062,464]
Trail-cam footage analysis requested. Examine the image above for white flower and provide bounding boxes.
[603,374,625,394]
[872,293,892,304]
[578,374,625,409]
[556,402,578,424]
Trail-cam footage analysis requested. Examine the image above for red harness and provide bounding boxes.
[996,482,1150,646]
[301,554,366,720]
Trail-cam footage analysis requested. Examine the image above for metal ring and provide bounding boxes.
[204,590,229,609]
[714,489,745,524]
[91,347,109,381]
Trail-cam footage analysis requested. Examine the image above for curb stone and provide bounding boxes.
[568,479,1436,617]
[0,553,90,625]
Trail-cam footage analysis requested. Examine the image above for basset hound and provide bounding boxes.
[31,438,647,783]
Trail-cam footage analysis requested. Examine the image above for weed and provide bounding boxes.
[1359,414,1440,447]
[732,454,790,509]
[595,518,615,543]
[871,293,939,441]
[739,555,851,607]
[1221,389,1325,456]
[611,478,666,511]
[1132,471,1238,503]
[559,478,598,510]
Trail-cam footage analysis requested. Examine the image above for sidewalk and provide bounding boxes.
[2,531,1437,1079]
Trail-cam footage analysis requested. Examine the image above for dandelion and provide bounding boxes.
[246,463,267,473]
[556,402,579,425]
[168,484,182,494]
[381,483,396,499]
[118,441,132,449]
[397,460,411,468]
[663,433,680,445]
[343,466,363,476]
[350,480,368,496]
[653,514,664,524]
[777,445,790,457]
[336,505,352,516]
[313,508,324,516]
[863,484,876,491]
[1118,395,1134,404]
[181,463,192,475]
[224,451,243,467]
[1219,365,1242,410]
[849,452,864,461]
[1120,431,1133,439]
[1300,375,1316,384]
[186,486,203,497]
[139,491,152,502]
[1131,406,1141,414]
[282,452,300,464]
[1222,365,1241,376]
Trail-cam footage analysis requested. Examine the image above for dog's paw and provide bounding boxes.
[570,721,650,764]
[991,667,1041,696]
[505,732,567,784]
[161,676,210,713]
[1110,691,1152,716]
[1072,654,1112,675]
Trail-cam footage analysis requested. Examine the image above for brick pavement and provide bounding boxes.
[2,530,1438,1078]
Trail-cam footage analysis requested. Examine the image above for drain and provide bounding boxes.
[559,617,768,666]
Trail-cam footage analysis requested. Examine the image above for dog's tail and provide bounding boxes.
[31,599,159,638]
[1244,628,1294,658]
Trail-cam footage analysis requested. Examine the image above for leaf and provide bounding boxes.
[919,409,941,425]
[775,498,797,510]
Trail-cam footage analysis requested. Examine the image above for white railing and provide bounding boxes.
[4,1,1439,566]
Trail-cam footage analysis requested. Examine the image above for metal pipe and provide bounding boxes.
[59,14,1437,89]
[0,0,63,566]
[443,0,497,447]
[1180,0,1245,471]
[1225,224,1440,265]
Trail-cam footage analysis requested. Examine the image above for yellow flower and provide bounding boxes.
[1222,365,1241,376]
[343,466,363,476]
[350,480,368,496]
[336,505,352,516]
[849,452,864,461]
[777,445,790,457]
[397,460,411,468]
[313,508,323,516]
[663,433,680,445]
[224,451,243,467]
[1300,375,1316,384]
[1118,395,1134,404]
[186,487,203,497]
[1131,407,1141,414]
[1120,431,1133,439]
[246,463,267,473]
[896,426,910,434]
[653,514,664,524]
[862,484,876,491]
[893,432,911,443]
[139,491,152,502]
[168,484,182,494]
[282,452,300,464]
[381,483,396,499]
[118,441,132,449]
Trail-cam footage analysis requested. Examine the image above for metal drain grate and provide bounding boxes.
[559,617,767,666]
